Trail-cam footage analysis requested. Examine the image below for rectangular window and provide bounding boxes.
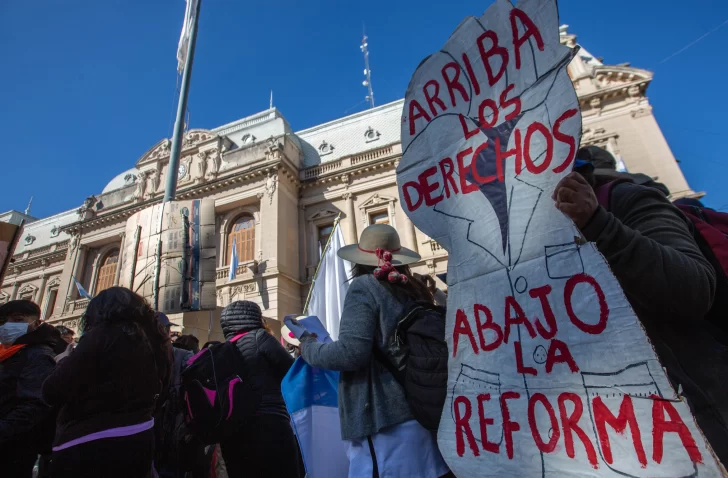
[44,288,58,319]
[318,224,334,252]
[369,211,389,225]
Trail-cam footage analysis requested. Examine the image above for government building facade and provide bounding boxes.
[0,29,701,342]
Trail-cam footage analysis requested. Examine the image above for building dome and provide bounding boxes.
[102,168,140,194]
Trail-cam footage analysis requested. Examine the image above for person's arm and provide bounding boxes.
[257,329,294,381]
[0,350,56,445]
[582,182,716,320]
[42,328,101,406]
[301,280,378,371]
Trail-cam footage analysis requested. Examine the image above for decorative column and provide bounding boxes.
[69,246,87,300]
[36,273,48,310]
[219,221,228,269]
[343,193,357,245]
[403,214,419,254]
[299,204,308,279]
[10,281,19,300]
[87,253,101,296]
[114,233,126,286]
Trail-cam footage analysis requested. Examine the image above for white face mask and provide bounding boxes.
[0,322,29,345]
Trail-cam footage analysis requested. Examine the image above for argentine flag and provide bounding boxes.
[228,238,238,281]
[74,276,92,299]
[282,358,349,477]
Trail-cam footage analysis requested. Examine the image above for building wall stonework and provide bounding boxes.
[0,30,700,342]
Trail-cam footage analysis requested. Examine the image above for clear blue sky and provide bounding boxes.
[1,0,726,218]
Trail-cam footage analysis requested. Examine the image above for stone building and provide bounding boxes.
[0,29,701,342]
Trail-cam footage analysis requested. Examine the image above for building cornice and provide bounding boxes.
[60,158,298,234]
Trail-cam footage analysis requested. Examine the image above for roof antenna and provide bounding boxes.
[24,196,33,216]
[361,32,375,108]
[270,90,273,109]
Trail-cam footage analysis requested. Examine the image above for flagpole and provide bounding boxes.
[302,213,341,315]
[164,0,201,203]
[153,0,201,310]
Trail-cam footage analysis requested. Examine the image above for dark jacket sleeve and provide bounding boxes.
[301,279,378,371]
[582,182,716,321]
[257,329,294,381]
[0,348,56,445]
[42,328,102,407]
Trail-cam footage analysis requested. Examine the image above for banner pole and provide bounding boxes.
[302,213,341,315]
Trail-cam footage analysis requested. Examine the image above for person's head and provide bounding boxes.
[220,300,263,339]
[55,325,75,345]
[154,312,180,339]
[84,287,172,385]
[339,224,432,303]
[0,300,41,345]
[173,334,200,353]
[576,146,617,172]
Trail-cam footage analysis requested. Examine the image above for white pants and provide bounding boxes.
[346,420,449,478]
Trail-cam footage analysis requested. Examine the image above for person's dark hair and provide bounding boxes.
[0,300,41,321]
[55,325,75,337]
[352,264,434,303]
[202,340,220,349]
[173,334,200,353]
[414,273,437,295]
[84,287,172,392]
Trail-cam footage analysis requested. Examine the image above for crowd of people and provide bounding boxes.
[0,146,726,477]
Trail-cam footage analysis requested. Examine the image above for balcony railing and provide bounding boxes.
[424,240,444,254]
[65,298,89,314]
[216,263,248,280]
[300,144,400,181]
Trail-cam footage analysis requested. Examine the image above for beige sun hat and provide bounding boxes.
[337,224,421,267]
[280,324,300,347]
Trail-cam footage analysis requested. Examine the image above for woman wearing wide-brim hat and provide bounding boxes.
[299,224,450,478]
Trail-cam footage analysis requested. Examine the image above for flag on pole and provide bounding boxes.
[74,277,92,300]
[228,238,238,281]
[282,359,349,478]
[306,222,352,340]
[177,0,199,73]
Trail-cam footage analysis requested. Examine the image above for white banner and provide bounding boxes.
[307,223,352,340]
[177,0,199,73]
[397,0,724,476]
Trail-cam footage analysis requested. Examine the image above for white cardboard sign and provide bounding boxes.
[397,0,724,476]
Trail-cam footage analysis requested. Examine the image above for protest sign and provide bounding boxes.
[397,0,725,476]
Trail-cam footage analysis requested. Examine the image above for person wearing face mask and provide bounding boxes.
[0,300,66,478]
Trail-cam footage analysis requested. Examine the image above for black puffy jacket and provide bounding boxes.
[0,323,66,450]
[219,301,293,418]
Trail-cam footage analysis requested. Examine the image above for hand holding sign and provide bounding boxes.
[553,172,599,228]
[397,0,724,476]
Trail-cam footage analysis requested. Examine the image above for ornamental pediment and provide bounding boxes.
[358,193,397,210]
[307,209,339,221]
[591,66,652,91]
[136,129,219,167]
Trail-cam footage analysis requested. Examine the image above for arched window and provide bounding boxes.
[95,249,119,294]
[227,215,255,264]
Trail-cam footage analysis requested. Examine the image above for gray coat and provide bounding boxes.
[300,274,412,440]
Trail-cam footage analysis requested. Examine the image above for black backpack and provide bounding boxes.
[181,333,262,444]
[373,301,449,431]
[154,380,204,471]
